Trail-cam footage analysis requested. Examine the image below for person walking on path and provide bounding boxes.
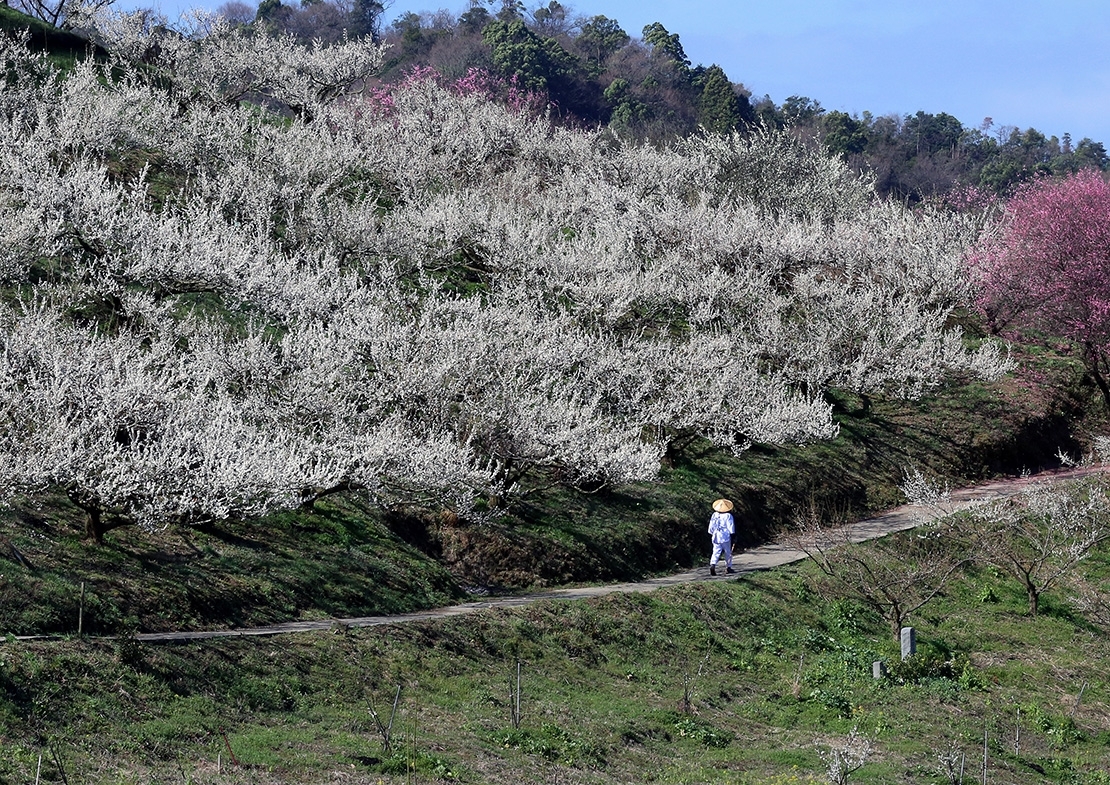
[708,498,736,576]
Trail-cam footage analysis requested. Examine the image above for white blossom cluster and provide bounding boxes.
[973,477,1110,563]
[0,14,1012,532]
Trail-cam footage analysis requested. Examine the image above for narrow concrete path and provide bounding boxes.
[13,465,1103,644]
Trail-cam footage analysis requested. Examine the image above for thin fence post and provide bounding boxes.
[510,660,522,728]
[982,726,988,785]
[1071,681,1088,719]
[50,747,69,785]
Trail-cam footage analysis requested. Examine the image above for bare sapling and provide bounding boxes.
[790,652,805,699]
[679,640,712,714]
[900,466,953,520]
[819,726,871,785]
[786,497,969,642]
[368,684,402,755]
[967,474,1110,616]
[934,740,966,784]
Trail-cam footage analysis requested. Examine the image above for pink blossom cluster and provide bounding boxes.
[930,184,998,214]
[968,170,1110,346]
[363,65,547,117]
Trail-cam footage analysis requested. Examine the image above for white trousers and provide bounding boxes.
[710,540,732,569]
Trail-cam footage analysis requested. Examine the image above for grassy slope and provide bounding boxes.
[1,338,1109,782]
[0,335,1097,637]
[2,534,1109,784]
[2,20,1108,779]
[0,495,466,635]
[0,5,105,66]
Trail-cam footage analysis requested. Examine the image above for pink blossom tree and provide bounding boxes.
[968,170,1110,406]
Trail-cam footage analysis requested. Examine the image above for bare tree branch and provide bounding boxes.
[787,498,970,641]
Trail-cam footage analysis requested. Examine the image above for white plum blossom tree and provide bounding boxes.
[966,475,1110,616]
[0,12,1012,539]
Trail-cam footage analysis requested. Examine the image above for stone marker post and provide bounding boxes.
[900,626,916,660]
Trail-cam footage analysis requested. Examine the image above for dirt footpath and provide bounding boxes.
[116,464,1105,643]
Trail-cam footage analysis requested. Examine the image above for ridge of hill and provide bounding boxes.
[3,21,1110,785]
[0,5,104,63]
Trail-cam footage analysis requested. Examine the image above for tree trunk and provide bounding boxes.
[85,504,105,544]
[1083,343,1110,411]
[299,480,363,511]
[71,495,131,544]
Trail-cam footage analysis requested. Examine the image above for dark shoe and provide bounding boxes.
[709,566,716,576]
[726,567,736,574]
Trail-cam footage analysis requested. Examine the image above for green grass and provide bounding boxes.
[2,540,1110,784]
[0,5,105,67]
[0,340,1106,784]
[0,494,465,635]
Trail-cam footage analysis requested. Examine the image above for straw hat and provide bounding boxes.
[712,498,734,513]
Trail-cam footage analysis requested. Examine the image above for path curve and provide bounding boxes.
[15,465,1106,644]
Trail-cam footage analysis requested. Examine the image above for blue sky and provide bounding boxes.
[130,0,1110,143]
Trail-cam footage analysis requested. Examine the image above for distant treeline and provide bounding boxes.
[226,0,1110,199]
